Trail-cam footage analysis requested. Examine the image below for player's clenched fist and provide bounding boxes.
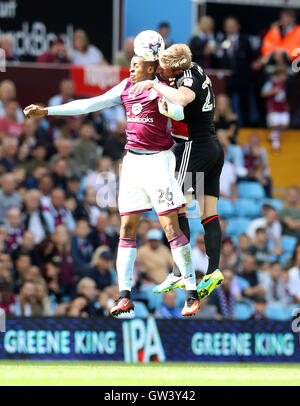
[23,104,48,118]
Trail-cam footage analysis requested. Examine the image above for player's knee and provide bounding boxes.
[119,222,136,239]
[162,222,180,241]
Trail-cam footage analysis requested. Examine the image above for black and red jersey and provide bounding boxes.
[171,62,216,143]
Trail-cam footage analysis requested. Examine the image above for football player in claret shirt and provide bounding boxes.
[131,44,225,300]
[23,53,200,317]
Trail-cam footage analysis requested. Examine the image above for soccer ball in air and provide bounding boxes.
[134,30,165,61]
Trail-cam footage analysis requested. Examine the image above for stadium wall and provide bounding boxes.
[123,0,194,44]
[0,317,299,363]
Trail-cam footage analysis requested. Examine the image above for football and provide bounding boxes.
[134,30,165,61]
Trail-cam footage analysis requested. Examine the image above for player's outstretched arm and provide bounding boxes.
[23,79,128,118]
[158,98,184,121]
[130,80,195,107]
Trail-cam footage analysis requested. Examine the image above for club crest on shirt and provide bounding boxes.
[183,78,193,87]
[132,103,143,115]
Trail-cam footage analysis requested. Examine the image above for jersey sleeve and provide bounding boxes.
[176,71,199,94]
[47,79,128,116]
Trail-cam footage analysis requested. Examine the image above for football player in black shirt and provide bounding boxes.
[130,44,224,301]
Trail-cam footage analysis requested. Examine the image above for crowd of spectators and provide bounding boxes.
[0,9,299,320]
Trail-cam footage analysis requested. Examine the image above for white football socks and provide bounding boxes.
[116,238,137,292]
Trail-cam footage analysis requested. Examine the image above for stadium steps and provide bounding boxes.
[238,128,300,198]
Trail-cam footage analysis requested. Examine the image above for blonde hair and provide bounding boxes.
[160,44,192,71]
[77,277,96,294]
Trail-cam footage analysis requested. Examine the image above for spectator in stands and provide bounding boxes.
[74,187,103,227]
[214,94,238,145]
[251,296,268,320]
[242,133,272,197]
[248,227,270,269]
[11,231,40,267]
[51,225,76,300]
[37,38,70,64]
[25,265,41,283]
[34,278,53,316]
[14,281,38,316]
[0,35,18,62]
[209,269,238,319]
[261,9,300,64]
[261,66,289,151]
[49,79,75,107]
[220,237,240,271]
[280,186,300,238]
[113,37,135,67]
[101,106,127,162]
[0,100,23,140]
[189,16,217,69]
[22,190,48,244]
[4,208,23,253]
[218,16,253,126]
[50,158,69,190]
[38,174,54,209]
[220,147,238,202]
[50,137,81,178]
[43,256,62,305]
[247,204,282,256]
[136,229,173,285]
[288,250,300,304]
[0,80,24,123]
[239,255,266,299]
[65,177,81,213]
[0,173,21,224]
[13,253,31,289]
[158,22,173,49]
[71,29,109,66]
[192,234,208,275]
[42,189,76,233]
[76,277,98,316]
[0,138,19,173]
[84,250,114,292]
[24,142,50,177]
[0,280,15,315]
[66,295,89,318]
[90,212,119,253]
[71,218,94,274]
[237,233,251,263]
[73,122,100,174]
[261,261,289,305]
[155,290,181,319]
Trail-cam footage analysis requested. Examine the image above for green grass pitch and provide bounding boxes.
[0,361,299,386]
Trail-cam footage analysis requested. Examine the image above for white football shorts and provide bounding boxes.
[267,112,290,128]
[118,150,186,216]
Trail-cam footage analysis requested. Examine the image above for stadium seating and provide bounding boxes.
[281,236,298,254]
[134,301,150,318]
[234,198,262,218]
[237,181,266,200]
[234,300,254,320]
[226,217,252,236]
[218,198,235,218]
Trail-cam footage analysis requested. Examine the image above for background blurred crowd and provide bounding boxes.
[0,9,299,321]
